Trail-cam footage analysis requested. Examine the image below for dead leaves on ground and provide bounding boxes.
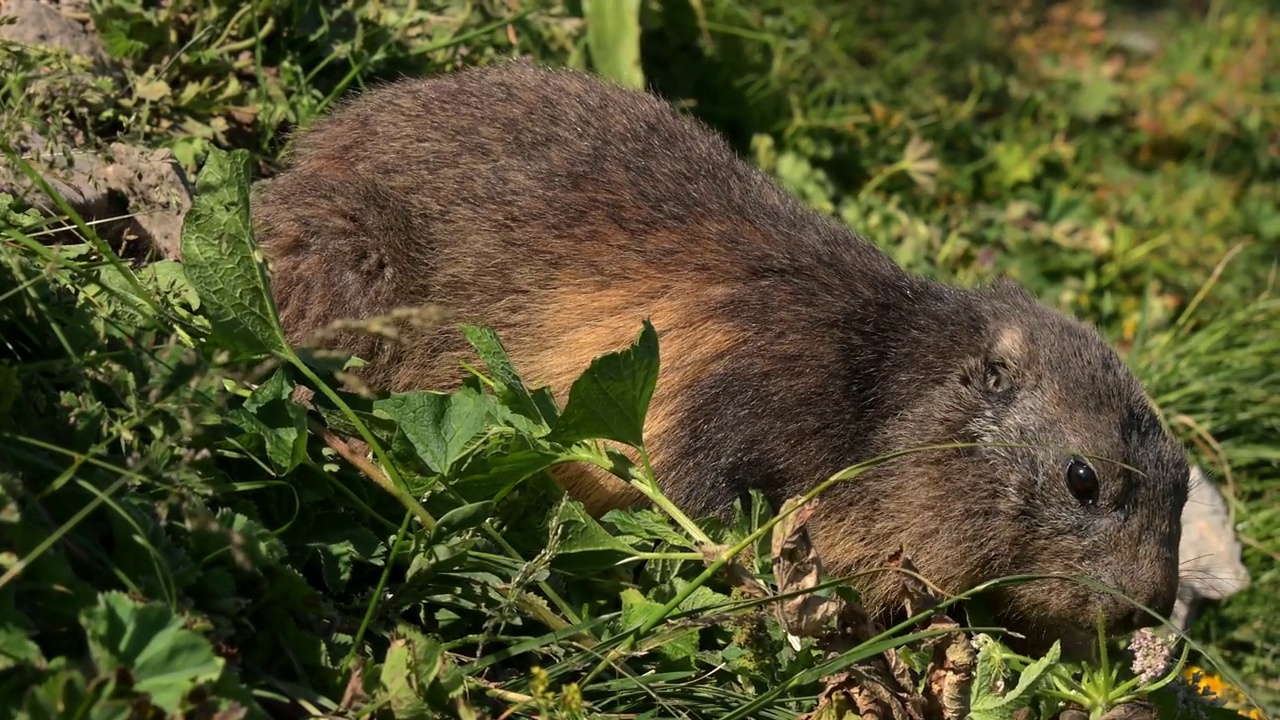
[703,496,976,720]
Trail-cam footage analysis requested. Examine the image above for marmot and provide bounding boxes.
[251,60,1190,655]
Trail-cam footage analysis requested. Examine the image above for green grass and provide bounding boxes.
[1,0,1277,718]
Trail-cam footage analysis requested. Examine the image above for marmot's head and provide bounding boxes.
[943,280,1187,654]
[824,279,1190,658]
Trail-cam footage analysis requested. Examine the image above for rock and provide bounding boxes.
[0,0,121,131]
[1,131,193,261]
[1172,465,1251,632]
[0,0,110,71]
[1,1,189,259]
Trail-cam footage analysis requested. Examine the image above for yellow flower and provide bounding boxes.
[1182,665,1266,719]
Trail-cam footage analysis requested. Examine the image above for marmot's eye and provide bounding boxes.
[1066,458,1099,505]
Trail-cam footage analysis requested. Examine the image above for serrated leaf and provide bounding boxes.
[460,324,552,426]
[86,260,186,325]
[549,320,658,449]
[378,626,449,720]
[180,147,290,359]
[375,386,497,476]
[217,508,290,565]
[17,659,134,720]
[144,259,200,310]
[0,622,43,670]
[996,640,1060,707]
[307,522,387,592]
[619,587,664,633]
[449,445,568,502]
[550,498,641,573]
[620,588,698,663]
[99,25,149,59]
[380,637,432,719]
[81,592,224,713]
[229,367,307,474]
[1075,71,1120,122]
[970,637,1060,720]
[602,507,696,549]
[670,578,732,614]
[969,635,1009,714]
[134,78,172,102]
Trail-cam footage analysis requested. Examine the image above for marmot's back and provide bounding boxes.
[252,60,919,511]
[253,61,1190,657]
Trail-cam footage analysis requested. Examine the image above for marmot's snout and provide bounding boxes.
[1094,544,1181,634]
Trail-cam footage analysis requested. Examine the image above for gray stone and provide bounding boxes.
[1172,465,1251,631]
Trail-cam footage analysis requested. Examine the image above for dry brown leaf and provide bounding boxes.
[889,547,946,618]
[884,547,977,720]
[856,672,915,720]
[338,661,368,712]
[801,670,914,720]
[753,498,919,720]
[1083,701,1157,720]
[772,497,846,637]
[227,105,259,126]
[884,647,917,701]
[700,541,769,598]
[924,629,976,720]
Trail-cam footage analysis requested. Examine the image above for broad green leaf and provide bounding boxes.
[583,0,644,89]
[400,626,446,688]
[669,578,733,615]
[180,146,289,359]
[380,635,432,720]
[375,386,496,475]
[970,640,1060,716]
[620,589,699,663]
[429,501,493,543]
[1074,70,1120,122]
[999,641,1060,706]
[991,142,1039,189]
[969,634,1010,716]
[307,522,387,592]
[86,258,196,325]
[216,508,290,565]
[17,658,134,720]
[81,592,224,713]
[602,507,696,549]
[144,259,201,311]
[968,635,1063,720]
[378,625,461,717]
[460,324,552,426]
[619,587,664,633]
[0,622,43,670]
[550,498,642,573]
[549,320,659,449]
[229,367,307,474]
[406,540,473,581]
[98,22,148,59]
[448,446,568,502]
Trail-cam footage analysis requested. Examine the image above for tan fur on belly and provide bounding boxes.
[512,283,743,514]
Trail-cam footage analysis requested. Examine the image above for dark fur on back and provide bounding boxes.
[252,59,1190,655]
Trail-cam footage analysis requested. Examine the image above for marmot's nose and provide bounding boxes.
[1099,566,1180,633]
[1139,562,1181,621]
[1101,601,1157,635]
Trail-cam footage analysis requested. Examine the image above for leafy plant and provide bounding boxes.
[1,0,1276,717]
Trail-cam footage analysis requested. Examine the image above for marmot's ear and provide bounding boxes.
[962,325,1028,396]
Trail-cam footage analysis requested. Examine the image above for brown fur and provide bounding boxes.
[251,59,1190,656]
